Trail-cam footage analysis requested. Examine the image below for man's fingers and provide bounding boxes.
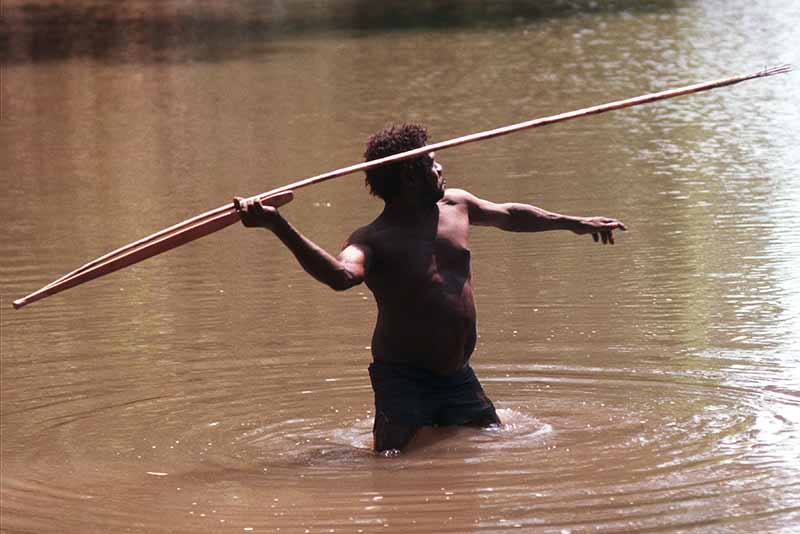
[234,197,259,227]
[247,199,262,215]
[587,219,625,244]
[591,229,617,244]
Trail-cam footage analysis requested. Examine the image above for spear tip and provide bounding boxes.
[757,63,792,77]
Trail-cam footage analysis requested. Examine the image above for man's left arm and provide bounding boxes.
[449,188,627,244]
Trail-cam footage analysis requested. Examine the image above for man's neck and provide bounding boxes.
[382,197,438,222]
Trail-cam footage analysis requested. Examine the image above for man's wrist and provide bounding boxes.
[266,211,289,233]
[559,215,582,232]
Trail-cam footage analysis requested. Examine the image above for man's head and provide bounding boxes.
[364,124,443,203]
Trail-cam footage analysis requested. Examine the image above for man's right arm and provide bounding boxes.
[236,197,369,291]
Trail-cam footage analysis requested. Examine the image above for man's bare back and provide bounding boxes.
[237,123,625,452]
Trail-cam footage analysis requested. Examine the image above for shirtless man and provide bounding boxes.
[237,124,626,452]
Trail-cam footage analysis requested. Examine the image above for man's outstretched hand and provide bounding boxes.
[573,217,627,245]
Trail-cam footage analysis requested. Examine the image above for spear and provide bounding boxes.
[12,64,792,310]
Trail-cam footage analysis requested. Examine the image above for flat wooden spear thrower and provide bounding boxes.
[12,64,791,310]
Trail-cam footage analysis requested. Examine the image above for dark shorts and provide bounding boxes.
[368,361,500,428]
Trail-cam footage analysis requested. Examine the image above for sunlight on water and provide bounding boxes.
[2,0,799,533]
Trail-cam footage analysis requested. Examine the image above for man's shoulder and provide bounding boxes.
[441,188,485,213]
[345,216,386,247]
[346,223,374,246]
[441,188,476,205]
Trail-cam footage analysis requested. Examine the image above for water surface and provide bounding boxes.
[2,1,799,532]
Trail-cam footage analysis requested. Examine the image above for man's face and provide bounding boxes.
[422,152,445,204]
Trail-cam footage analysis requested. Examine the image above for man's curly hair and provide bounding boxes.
[364,124,431,201]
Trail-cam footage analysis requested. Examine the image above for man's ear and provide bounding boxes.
[399,171,415,188]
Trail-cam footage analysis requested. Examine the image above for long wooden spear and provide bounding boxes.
[12,64,791,310]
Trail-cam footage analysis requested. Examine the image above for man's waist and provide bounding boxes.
[370,354,471,378]
[369,359,475,384]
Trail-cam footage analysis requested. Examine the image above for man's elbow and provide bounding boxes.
[327,272,361,292]
[328,279,352,292]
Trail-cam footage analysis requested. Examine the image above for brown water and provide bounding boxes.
[2,1,799,533]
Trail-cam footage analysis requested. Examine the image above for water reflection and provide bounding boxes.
[2,0,682,64]
[2,0,799,533]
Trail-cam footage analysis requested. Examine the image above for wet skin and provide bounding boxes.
[237,152,626,450]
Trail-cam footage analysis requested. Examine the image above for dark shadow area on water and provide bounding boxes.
[1,0,684,65]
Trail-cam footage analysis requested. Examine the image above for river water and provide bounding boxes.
[1,1,799,533]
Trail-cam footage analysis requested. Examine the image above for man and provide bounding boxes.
[237,124,626,453]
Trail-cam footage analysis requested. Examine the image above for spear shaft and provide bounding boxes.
[12,64,791,310]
